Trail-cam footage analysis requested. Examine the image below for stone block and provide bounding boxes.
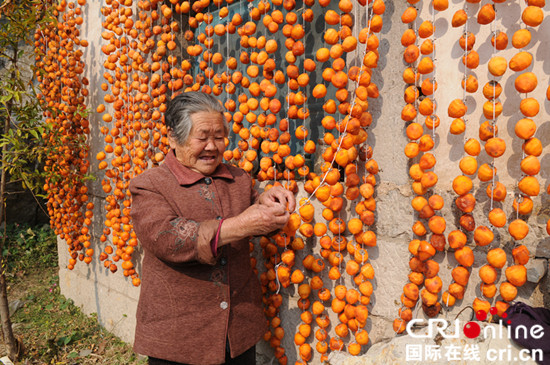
[526,259,548,284]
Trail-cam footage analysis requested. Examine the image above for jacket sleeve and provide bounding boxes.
[129,173,219,265]
[251,179,260,204]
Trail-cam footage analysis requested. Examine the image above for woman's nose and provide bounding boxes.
[204,138,216,150]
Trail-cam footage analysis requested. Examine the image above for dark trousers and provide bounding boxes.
[148,345,256,365]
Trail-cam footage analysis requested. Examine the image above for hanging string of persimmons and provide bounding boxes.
[33,0,548,362]
[393,0,548,335]
[35,0,95,270]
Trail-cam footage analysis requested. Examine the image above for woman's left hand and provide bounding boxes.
[258,186,296,212]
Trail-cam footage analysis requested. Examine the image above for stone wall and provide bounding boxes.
[58,0,550,364]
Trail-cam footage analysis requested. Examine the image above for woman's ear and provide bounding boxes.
[167,129,178,149]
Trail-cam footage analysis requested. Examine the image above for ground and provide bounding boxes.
[0,224,147,365]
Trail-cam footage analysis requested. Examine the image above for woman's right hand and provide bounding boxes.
[240,202,290,236]
[218,202,290,246]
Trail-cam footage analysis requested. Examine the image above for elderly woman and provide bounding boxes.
[130,92,295,365]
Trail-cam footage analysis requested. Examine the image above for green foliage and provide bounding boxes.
[0,0,55,194]
[0,101,52,192]
[2,223,57,273]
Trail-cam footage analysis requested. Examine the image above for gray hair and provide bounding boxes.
[164,92,227,144]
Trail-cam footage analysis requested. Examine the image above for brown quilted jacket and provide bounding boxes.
[129,150,265,364]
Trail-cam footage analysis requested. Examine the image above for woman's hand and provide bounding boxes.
[217,202,290,246]
[258,186,296,212]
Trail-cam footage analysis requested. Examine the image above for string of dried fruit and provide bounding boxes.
[316,0,381,357]
[415,0,450,321]
[258,235,287,365]
[464,0,507,314]
[438,1,489,312]
[494,0,545,304]
[393,0,421,335]
[98,0,137,281]
[37,0,94,270]
[299,0,349,356]
[97,0,173,286]
[395,0,446,332]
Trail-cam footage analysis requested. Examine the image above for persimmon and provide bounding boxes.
[520,98,540,117]
[452,176,473,195]
[518,176,540,196]
[401,6,417,23]
[473,298,491,317]
[401,29,417,47]
[403,45,419,64]
[509,219,529,240]
[512,245,530,265]
[523,138,543,156]
[522,6,544,27]
[487,248,507,268]
[448,99,467,118]
[512,29,532,49]
[477,3,495,24]
[474,226,494,246]
[479,265,497,285]
[450,118,466,134]
[403,283,419,301]
[486,182,507,202]
[488,56,507,77]
[442,291,456,307]
[482,284,497,298]
[421,288,438,306]
[462,75,478,93]
[452,9,468,27]
[478,163,496,182]
[491,31,508,50]
[425,276,442,294]
[483,80,502,99]
[464,138,481,156]
[510,51,533,72]
[393,319,407,334]
[459,156,478,175]
[459,32,476,51]
[513,196,534,215]
[515,118,537,139]
[448,283,465,300]
[428,216,446,235]
[515,72,538,93]
[455,246,474,267]
[448,230,467,250]
[488,208,507,227]
[483,100,503,119]
[500,282,518,302]
[485,137,506,158]
[463,50,480,69]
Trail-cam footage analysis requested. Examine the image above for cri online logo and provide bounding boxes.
[406,306,545,340]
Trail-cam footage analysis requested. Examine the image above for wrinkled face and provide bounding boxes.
[169,111,226,176]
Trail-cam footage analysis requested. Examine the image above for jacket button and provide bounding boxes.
[220,301,228,310]
[205,177,212,185]
[220,257,227,266]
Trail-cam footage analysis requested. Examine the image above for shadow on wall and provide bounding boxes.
[5,185,49,225]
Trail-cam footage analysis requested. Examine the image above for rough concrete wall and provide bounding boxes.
[57,0,141,346]
[58,0,550,364]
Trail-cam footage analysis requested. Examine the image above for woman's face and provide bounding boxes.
[170,111,226,176]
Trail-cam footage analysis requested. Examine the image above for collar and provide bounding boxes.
[164,149,235,185]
